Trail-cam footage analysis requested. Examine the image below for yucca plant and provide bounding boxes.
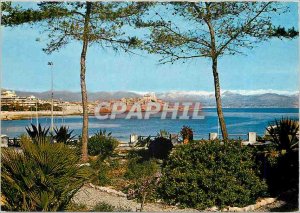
[1,135,91,211]
[25,123,50,143]
[157,129,170,139]
[135,136,152,148]
[94,129,112,137]
[267,117,299,152]
[53,126,75,144]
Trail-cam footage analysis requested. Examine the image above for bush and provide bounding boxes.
[125,159,160,211]
[127,148,150,161]
[88,130,119,159]
[148,137,173,160]
[180,125,193,141]
[259,118,299,196]
[266,118,299,151]
[158,140,268,210]
[66,203,88,212]
[1,135,91,211]
[260,147,299,196]
[97,163,111,186]
[127,173,161,211]
[125,158,159,180]
[92,202,114,212]
[92,202,131,212]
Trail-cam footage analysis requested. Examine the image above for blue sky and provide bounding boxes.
[1,2,299,93]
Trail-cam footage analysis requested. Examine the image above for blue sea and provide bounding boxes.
[1,108,298,141]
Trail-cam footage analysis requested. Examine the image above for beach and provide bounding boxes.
[0,111,83,121]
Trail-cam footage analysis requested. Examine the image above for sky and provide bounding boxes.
[1,2,299,93]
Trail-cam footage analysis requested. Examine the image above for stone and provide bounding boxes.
[246,204,255,211]
[206,206,218,211]
[228,207,242,212]
[254,203,262,209]
[264,198,276,204]
[209,133,218,140]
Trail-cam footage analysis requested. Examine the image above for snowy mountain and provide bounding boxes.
[6,89,299,108]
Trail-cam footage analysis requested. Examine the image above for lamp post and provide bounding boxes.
[36,99,38,127]
[48,61,54,133]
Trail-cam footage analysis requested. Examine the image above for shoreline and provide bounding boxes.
[0,111,86,121]
[1,107,298,121]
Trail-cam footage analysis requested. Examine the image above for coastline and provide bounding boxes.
[0,111,85,121]
[1,107,298,121]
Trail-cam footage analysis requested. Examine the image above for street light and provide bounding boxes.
[48,62,54,133]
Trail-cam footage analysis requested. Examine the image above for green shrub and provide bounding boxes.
[125,158,159,180]
[259,118,299,196]
[127,173,161,211]
[88,130,119,159]
[148,137,173,160]
[263,149,299,196]
[97,163,111,186]
[125,159,160,211]
[66,202,88,212]
[158,140,268,210]
[1,135,91,211]
[92,202,114,212]
[92,202,131,212]
[127,148,150,161]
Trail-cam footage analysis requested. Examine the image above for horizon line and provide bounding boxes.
[2,88,299,96]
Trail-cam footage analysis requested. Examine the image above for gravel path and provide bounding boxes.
[73,185,199,212]
[73,185,295,212]
[254,200,287,212]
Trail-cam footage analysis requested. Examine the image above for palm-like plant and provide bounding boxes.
[157,129,170,139]
[53,126,75,144]
[1,135,91,211]
[94,129,112,138]
[25,123,50,142]
[267,118,299,151]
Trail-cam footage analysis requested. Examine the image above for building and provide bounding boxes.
[1,90,38,107]
[142,93,157,102]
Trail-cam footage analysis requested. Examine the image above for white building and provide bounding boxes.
[142,93,157,102]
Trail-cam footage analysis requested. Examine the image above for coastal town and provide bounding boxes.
[1,1,298,212]
[1,89,199,120]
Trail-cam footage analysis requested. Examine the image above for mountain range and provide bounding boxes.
[9,89,298,108]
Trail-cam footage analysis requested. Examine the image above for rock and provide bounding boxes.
[227,207,242,212]
[206,206,218,211]
[78,163,90,167]
[244,204,255,211]
[259,200,267,206]
[264,198,276,204]
[254,203,262,209]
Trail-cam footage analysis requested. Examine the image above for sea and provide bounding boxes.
[1,108,298,141]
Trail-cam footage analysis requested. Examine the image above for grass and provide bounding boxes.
[92,202,131,212]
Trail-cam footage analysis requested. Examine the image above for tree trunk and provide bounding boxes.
[80,2,92,162]
[204,5,229,141]
[212,57,228,140]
